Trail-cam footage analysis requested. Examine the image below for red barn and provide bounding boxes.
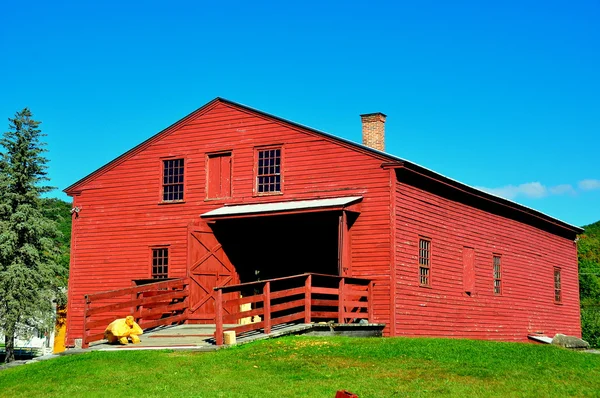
[64,98,582,346]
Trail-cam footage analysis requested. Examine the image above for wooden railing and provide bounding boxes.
[214,273,373,345]
[82,278,190,348]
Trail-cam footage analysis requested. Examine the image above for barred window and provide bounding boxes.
[256,148,281,193]
[152,248,169,279]
[163,159,184,201]
[493,255,502,295]
[419,238,431,287]
[554,268,562,303]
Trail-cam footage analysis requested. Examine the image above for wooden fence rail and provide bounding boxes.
[214,273,373,345]
[82,278,190,348]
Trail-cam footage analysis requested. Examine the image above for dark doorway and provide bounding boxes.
[211,212,340,284]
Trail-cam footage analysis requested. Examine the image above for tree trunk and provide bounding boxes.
[4,325,15,363]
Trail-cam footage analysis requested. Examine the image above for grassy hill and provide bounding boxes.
[579,220,600,347]
[0,336,599,397]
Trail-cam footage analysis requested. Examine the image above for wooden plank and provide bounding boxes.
[343,291,368,298]
[82,297,90,348]
[138,313,187,329]
[389,167,398,336]
[368,280,374,323]
[463,246,475,294]
[304,274,311,323]
[223,308,264,324]
[216,273,370,293]
[311,287,339,295]
[271,299,305,313]
[272,312,305,327]
[138,301,187,319]
[87,290,187,316]
[311,299,339,307]
[87,279,187,301]
[344,312,368,319]
[343,300,368,308]
[223,295,264,308]
[85,317,118,331]
[338,278,345,323]
[345,285,369,291]
[264,281,271,334]
[84,331,105,345]
[225,321,265,335]
[215,288,223,345]
[311,311,339,319]
[271,286,305,300]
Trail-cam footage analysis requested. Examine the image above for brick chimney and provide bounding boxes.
[360,112,386,152]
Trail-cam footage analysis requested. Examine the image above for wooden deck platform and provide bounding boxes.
[87,322,385,352]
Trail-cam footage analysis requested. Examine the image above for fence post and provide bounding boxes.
[368,280,374,323]
[135,291,143,324]
[264,281,271,334]
[304,274,312,323]
[131,280,137,319]
[338,278,345,323]
[215,288,224,345]
[82,295,90,349]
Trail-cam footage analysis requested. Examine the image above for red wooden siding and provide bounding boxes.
[394,179,581,341]
[64,101,393,345]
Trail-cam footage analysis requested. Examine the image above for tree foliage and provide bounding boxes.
[578,220,600,347]
[40,197,72,280]
[0,109,67,363]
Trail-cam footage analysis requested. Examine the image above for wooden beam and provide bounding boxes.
[215,288,223,346]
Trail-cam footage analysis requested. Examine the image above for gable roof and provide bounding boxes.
[64,97,583,235]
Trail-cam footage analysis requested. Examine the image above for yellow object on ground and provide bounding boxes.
[104,316,143,345]
[223,330,236,345]
[53,306,67,353]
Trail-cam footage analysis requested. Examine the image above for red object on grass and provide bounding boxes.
[335,390,358,398]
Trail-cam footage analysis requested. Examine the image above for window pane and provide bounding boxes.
[256,148,282,193]
[152,248,169,279]
[162,159,184,201]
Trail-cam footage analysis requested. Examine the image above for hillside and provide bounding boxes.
[579,220,600,347]
[1,336,599,397]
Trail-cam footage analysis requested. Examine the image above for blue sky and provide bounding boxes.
[1,1,598,227]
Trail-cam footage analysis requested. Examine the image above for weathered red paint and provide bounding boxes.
[64,98,581,346]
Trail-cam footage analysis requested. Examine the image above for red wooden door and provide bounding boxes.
[188,221,239,321]
[462,246,475,295]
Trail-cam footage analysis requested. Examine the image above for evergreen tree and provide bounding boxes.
[0,108,66,363]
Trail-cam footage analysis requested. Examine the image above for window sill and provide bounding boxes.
[554,301,563,305]
[419,284,432,289]
[158,200,186,205]
[254,192,284,197]
[205,197,232,202]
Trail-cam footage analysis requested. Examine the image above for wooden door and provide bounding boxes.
[188,221,239,321]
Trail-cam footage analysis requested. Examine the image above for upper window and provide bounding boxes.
[493,255,502,295]
[419,238,431,287]
[554,268,562,303]
[256,147,281,194]
[152,248,169,279]
[162,159,184,202]
[207,152,232,199]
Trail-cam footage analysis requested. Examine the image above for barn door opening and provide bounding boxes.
[210,211,350,284]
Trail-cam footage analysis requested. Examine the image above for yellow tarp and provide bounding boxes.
[104,316,143,345]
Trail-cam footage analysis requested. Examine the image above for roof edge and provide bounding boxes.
[63,97,582,235]
[63,97,225,194]
[399,162,583,234]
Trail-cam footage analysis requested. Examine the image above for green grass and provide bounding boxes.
[1,336,599,397]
